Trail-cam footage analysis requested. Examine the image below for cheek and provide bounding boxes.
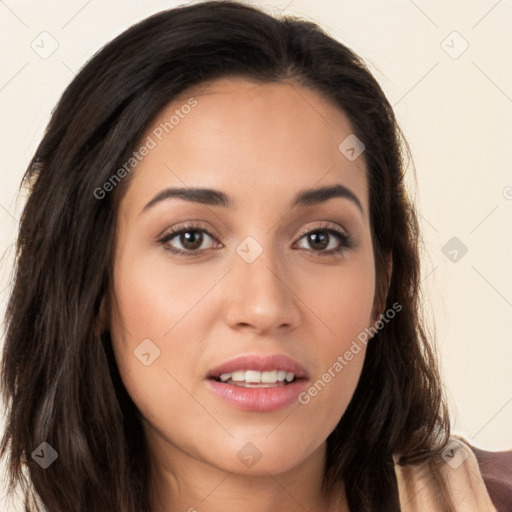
[300,253,376,348]
[295,258,375,418]
[110,247,218,346]
[108,250,220,425]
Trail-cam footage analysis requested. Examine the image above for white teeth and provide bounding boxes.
[277,370,287,382]
[245,370,261,383]
[260,370,277,383]
[216,370,296,384]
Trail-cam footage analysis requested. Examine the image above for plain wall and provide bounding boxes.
[1,0,511,509]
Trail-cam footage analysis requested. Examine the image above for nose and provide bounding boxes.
[223,248,301,335]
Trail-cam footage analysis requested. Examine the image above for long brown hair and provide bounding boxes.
[1,2,453,510]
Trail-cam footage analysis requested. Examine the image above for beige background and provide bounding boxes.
[1,0,511,509]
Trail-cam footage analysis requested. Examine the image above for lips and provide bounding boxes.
[206,353,309,381]
[205,353,310,412]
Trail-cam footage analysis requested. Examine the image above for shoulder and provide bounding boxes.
[463,436,512,512]
[393,435,506,511]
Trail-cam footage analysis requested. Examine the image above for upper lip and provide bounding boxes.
[207,353,309,379]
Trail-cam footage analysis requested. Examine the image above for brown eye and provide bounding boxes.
[158,223,220,257]
[305,231,330,250]
[294,224,355,257]
[159,227,218,255]
[176,230,205,251]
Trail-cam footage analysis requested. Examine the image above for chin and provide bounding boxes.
[209,436,322,476]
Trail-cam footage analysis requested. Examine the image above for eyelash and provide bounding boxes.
[157,221,355,259]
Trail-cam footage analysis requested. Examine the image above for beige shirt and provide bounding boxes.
[394,436,497,511]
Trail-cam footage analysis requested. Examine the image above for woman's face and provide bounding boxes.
[109,76,379,478]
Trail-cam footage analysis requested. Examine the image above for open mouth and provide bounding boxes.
[210,370,301,388]
[206,363,309,411]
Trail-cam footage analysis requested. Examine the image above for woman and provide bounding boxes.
[1,2,510,511]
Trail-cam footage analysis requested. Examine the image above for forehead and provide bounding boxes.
[121,76,368,217]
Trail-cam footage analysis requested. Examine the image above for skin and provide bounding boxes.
[107,76,390,512]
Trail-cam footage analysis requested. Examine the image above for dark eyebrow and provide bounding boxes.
[292,184,363,214]
[142,184,363,214]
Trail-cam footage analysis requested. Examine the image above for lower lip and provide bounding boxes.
[206,378,308,412]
